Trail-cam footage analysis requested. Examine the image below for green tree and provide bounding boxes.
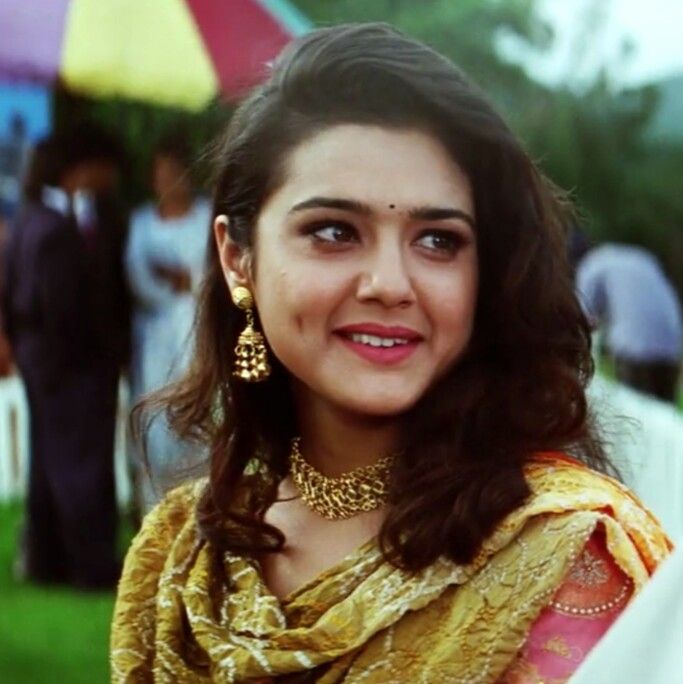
[292,0,550,118]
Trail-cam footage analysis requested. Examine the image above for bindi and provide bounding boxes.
[388,204,395,209]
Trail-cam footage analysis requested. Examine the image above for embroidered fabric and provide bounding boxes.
[111,455,671,683]
[499,529,633,683]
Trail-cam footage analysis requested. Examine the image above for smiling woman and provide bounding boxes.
[111,23,671,683]
[224,124,478,421]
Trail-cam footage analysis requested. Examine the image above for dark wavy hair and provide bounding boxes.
[146,23,609,572]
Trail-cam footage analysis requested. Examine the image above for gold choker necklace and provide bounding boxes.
[289,438,394,520]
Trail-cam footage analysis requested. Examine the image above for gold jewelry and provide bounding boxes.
[289,438,393,520]
[231,286,271,382]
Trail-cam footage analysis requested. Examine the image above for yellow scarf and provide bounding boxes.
[111,455,671,683]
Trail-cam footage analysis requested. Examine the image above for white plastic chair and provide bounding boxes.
[0,374,132,507]
[0,374,29,501]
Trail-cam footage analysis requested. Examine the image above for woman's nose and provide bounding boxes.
[356,242,416,308]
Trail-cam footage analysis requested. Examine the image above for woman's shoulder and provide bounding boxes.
[519,453,672,578]
[523,452,655,518]
[524,453,633,501]
[112,480,206,678]
[123,479,205,572]
[141,478,203,532]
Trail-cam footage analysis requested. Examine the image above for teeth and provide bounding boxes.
[348,333,410,347]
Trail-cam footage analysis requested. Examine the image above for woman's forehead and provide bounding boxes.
[274,124,474,215]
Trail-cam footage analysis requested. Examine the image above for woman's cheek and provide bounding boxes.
[257,274,330,349]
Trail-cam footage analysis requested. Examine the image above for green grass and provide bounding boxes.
[0,504,132,683]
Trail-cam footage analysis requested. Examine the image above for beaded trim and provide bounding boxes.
[549,578,632,616]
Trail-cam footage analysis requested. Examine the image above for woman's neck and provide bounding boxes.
[294,390,399,477]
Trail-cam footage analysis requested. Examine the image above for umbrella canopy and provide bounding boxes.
[0,0,309,111]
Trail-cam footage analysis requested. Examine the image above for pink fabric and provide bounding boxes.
[501,530,632,683]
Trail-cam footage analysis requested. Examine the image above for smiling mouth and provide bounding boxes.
[344,333,411,348]
[334,330,421,365]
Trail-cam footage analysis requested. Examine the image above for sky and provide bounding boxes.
[501,0,683,89]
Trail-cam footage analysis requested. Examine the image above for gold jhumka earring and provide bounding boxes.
[231,286,271,382]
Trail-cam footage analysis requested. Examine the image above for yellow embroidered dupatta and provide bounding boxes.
[111,455,671,683]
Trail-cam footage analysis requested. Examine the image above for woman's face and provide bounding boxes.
[217,125,478,417]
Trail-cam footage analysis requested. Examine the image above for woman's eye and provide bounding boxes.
[414,230,467,255]
[305,221,358,245]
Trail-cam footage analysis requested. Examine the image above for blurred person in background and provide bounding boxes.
[0,217,11,376]
[566,223,591,274]
[577,243,682,403]
[0,304,11,375]
[0,113,31,375]
[0,328,10,376]
[125,133,209,515]
[0,122,129,589]
[0,113,32,223]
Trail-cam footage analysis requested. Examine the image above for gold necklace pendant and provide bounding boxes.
[289,438,393,520]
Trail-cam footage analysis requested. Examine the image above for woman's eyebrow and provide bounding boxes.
[289,196,373,215]
[289,196,476,230]
[409,206,476,230]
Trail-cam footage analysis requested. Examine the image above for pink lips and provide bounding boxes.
[334,323,423,366]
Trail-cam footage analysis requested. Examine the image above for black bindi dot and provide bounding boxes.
[389,204,395,209]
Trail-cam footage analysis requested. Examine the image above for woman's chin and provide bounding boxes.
[333,391,420,420]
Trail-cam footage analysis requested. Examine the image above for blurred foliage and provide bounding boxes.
[50,0,683,291]
[293,0,550,121]
[524,78,683,288]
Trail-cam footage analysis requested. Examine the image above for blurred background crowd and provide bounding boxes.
[0,0,682,681]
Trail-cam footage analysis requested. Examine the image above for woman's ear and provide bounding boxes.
[213,214,253,291]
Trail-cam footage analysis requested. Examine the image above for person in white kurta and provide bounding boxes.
[125,142,210,512]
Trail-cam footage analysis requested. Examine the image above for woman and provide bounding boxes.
[112,24,671,682]
[125,135,209,511]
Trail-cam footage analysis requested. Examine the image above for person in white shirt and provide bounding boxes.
[125,134,209,513]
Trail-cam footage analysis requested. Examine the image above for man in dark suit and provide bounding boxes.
[0,217,11,376]
[1,124,129,588]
